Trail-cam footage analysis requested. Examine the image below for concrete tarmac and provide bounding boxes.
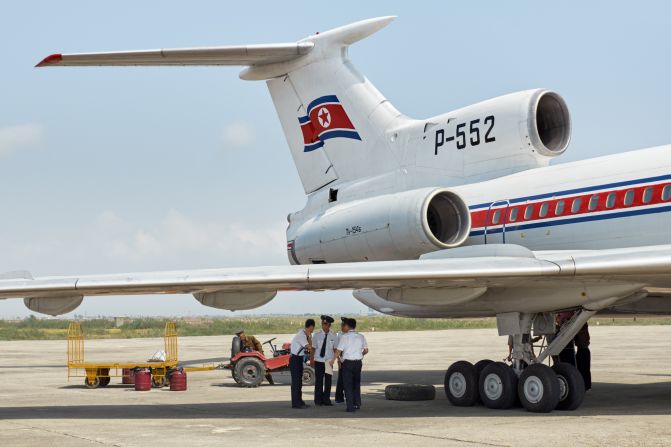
[0,326,669,446]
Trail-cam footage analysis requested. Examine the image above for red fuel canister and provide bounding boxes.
[169,370,187,391]
[134,369,152,391]
[122,368,135,384]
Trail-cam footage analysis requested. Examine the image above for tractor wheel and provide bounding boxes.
[231,367,242,384]
[99,376,111,387]
[234,357,265,388]
[302,365,316,386]
[385,384,435,401]
[84,377,100,389]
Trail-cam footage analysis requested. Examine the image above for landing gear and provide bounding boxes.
[444,304,609,413]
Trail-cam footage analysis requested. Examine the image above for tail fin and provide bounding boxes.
[36,16,405,194]
[255,17,405,193]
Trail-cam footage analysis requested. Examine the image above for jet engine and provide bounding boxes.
[288,188,471,264]
[433,89,571,163]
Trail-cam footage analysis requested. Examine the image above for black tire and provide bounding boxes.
[152,376,168,388]
[473,359,494,404]
[99,376,111,387]
[518,363,560,413]
[479,362,517,409]
[302,365,316,386]
[444,361,479,407]
[84,377,100,389]
[234,357,265,388]
[553,362,586,411]
[385,384,436,401]
[231,336,242,358]
[231,368,242,384]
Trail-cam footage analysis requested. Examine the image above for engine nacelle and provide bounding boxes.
[24,295,83,316]
[432,89,571,166]
[193,290,276,311]
[288,188,471,264]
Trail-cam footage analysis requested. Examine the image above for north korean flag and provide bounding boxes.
[298,95,361,152]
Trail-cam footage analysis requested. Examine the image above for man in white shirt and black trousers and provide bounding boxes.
[312,315,336,406]
[331,317,368,413]
[290,318,315,409]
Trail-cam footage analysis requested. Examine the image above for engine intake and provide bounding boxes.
[530,90,571,156]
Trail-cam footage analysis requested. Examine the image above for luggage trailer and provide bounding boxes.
[67,321,217,389]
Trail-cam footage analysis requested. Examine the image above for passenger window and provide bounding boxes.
[492,210,500,225]
[606,192,616,209]
[509,207,518,222]
[555,200,565,215]
[571,197,582,213]
[524,205,533,220]
[663,185,671,201]
[643,187,653,204]
[588,195,599,211]
[624,190,635,206]
[539,202,549,218]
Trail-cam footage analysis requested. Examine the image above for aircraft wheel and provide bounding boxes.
[479,362,517,409]
[444,361,479,406]
[518,364,560,413]
[552,362,586,411]
[473,359,493,404]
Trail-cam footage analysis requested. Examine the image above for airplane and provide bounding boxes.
[3,15,671,413]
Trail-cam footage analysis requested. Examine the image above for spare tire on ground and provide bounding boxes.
[385,384,436,401]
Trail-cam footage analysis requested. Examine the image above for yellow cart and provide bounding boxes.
[67,321,180,388]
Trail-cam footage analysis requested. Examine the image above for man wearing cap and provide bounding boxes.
[234,330,274,385]
[312,315,336,406]
[289,318,316,409]
[331,317,368,413]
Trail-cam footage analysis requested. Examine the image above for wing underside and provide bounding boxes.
[1,245,670,315]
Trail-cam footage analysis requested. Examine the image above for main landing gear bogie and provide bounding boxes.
[444,360,585,413]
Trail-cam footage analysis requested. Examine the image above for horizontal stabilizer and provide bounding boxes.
[36,43,314,67]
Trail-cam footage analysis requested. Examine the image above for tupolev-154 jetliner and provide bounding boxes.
[6,16,671,412]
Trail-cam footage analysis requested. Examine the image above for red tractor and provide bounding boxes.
[228,336,315,388]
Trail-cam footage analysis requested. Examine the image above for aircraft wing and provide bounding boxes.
[1,244,671,316]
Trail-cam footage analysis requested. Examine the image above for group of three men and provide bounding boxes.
[290,315,368,413]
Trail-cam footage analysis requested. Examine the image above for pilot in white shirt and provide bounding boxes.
[311,315,336,405]
[289,319,315,409]
[332,317,368,412]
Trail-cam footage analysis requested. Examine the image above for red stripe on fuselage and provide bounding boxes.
[470,181,671,229]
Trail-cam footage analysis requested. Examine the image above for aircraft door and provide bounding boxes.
[484,200,510,244]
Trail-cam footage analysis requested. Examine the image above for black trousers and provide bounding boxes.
[558,339,576,366]
[342,359,362,411]
[314,361,332,404]
[576,347,592,390]
[335,364,344,402]
[289,355,304,408]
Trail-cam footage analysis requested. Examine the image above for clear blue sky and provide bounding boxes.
[0,1,670,317]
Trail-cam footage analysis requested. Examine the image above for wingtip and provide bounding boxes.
[35,53,62,67]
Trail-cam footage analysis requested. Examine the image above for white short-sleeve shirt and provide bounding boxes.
[312,330,336,362]
[336,331,368,360]
[290,329,309,355]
